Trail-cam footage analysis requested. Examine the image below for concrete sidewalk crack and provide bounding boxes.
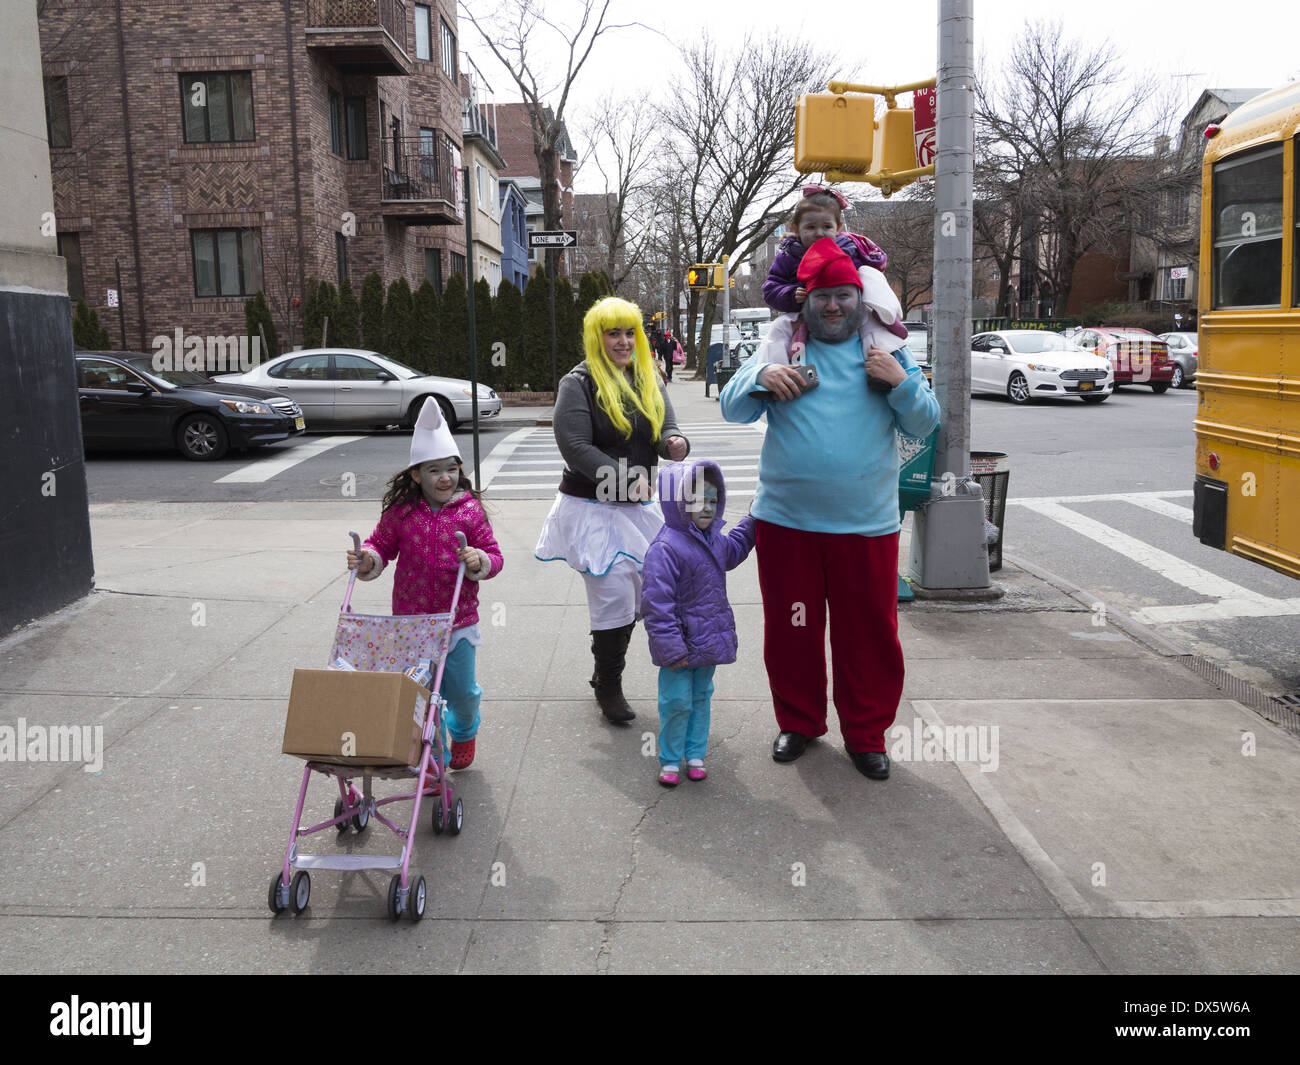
[596,789,671,974]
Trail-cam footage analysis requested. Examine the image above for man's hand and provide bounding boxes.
[794,286,807,305]
[865,346,906,388]
[758,363,808,402]
[665,435,688,461]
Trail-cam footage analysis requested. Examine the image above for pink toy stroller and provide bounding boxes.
[267,531,468,922]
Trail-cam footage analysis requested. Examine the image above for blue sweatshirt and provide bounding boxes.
[719,337,940,535]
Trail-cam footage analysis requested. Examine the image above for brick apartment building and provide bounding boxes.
[39,0,469,353]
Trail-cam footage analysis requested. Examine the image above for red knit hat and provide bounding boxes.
[797,237,863,292]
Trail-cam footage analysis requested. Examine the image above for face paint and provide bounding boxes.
[412,459,460,504]
[686,483,719,531]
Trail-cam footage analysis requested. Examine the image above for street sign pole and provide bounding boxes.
[548,247,557,393]
[720,254,731,363]
[463,166,481,492]
[114,258,126,349]
[907,0,994,594]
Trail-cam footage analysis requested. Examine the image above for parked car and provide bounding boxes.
[900,320,931,380]
[76,351,305,461]
[970,330,1114,404]
[214,348,501,430]
[1069,327,1176,392]
[1157,331,1199,388]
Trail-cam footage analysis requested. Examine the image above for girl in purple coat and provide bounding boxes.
[761,186,908,363]
[641,459,756,787]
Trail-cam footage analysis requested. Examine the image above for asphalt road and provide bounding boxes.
[81,378,1299,700]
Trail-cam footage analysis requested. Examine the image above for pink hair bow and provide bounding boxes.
[802,184,851,210]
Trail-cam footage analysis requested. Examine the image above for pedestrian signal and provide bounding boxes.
[687,265,711,290]
[796,93,874,174]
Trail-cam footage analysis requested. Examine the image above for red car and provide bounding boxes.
[1070,327,1176,392]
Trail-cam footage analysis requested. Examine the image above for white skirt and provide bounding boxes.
[534,493,665,576]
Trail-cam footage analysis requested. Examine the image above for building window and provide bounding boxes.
[191,228,263,298]
[328,89,343,156]
[336,233,348,285]
[57,232,84,301]
[415,4,432,61]
[440,19,457,81]
[1169,275,1186,301]
[344,96,368,160]
[45,76,71,148]
[449,250,466,279]
[425,248,443,291]
[476,163,487,210]
[180,72,255,143]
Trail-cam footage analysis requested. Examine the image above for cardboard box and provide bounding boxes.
[283,669,429,767]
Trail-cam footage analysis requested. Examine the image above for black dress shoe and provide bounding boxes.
[849,750,890,780]
[772,731,810,763]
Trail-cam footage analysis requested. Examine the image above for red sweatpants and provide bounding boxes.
[754,520,904,753]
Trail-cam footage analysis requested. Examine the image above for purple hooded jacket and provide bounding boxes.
[641,459,756,668]
[763,231,908,342]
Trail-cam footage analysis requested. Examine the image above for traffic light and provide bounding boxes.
[711,266,735,290]
[687,265,711,290]
[795,93,874,174]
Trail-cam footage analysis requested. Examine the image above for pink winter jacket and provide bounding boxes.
[360,491,503,627]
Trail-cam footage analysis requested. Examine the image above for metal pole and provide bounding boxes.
[720,254,731,363]
[548,247,558,392]
[114,258,126,349]
[907,0,992,593]
[463,165,481,492]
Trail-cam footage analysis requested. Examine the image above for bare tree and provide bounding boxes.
[577,93,661,290]
[460,0,643,232]
[975,19,1177,314]
[659,33,837,364]
[849,196,935,317]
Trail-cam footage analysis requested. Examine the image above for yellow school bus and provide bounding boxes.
[1193,82,1300,578]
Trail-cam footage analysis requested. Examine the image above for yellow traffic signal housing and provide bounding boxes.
[710,266,735,289]
[795,93,874,174]
[687,265,711,290]
[874,106,917,179]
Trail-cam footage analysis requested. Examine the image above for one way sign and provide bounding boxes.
[528,230,578,249]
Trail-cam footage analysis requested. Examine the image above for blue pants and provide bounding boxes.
[439,638,481,742]
[657,665,715,767]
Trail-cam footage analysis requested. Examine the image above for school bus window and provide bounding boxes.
[1211,146,1282,308]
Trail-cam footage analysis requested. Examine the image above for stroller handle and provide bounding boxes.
[342,531,363,613]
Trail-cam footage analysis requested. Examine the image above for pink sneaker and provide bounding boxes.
[658,768,680,788]
[687,765,707,782]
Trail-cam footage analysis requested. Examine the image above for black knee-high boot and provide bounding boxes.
[590,622,636,723]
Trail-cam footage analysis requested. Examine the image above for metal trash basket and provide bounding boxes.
[970,451,1010,571]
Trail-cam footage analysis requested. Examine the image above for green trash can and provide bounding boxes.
[897,427,939,600]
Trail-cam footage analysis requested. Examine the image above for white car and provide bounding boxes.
[971,330,1114,405]
[214,348,501,430]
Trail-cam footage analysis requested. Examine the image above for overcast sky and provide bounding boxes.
[459,0,1299,193]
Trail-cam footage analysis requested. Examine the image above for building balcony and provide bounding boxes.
[380,136,462,225]
[306,0,412,77]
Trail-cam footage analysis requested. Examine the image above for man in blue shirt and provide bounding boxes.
[721,238,940,779]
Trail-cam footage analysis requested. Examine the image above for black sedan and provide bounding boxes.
[76,352,305,461]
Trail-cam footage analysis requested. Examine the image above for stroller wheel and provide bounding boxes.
[409,876,427,922]
[268,872,288,914]
[431,799,446,835]
[290,871,311,914]
[333,798,349,833]
[387,875,403,921]
[447,797,464,836]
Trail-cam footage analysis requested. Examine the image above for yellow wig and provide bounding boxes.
[582,297,665,441]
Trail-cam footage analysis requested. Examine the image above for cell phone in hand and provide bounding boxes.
[750,363,819,399]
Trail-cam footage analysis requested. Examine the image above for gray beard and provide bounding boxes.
[802,299,866,344]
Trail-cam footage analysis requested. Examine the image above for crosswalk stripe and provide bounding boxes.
[215,435,365,483]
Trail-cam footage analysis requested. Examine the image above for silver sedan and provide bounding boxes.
[214,348,501,429]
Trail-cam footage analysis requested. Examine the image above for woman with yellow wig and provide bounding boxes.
[535,297,690,723]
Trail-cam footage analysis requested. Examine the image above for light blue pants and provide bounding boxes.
[439,638,481,742]
[657,665,716,767]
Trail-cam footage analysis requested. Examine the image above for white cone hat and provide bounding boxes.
[409,396,460,466]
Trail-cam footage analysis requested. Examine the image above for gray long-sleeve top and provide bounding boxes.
[553,361,689,500]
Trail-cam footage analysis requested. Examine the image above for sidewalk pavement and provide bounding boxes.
[1,376,1297,974]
